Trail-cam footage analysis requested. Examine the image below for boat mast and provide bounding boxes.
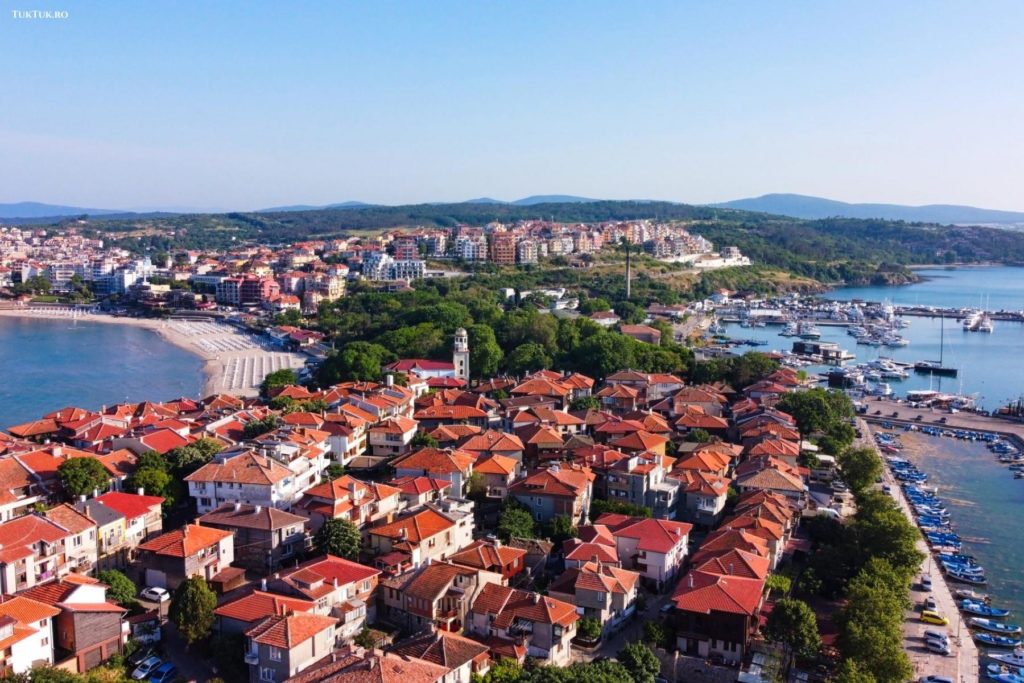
[939,313,944,366]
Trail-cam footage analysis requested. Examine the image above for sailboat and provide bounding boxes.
[915,313,958,377]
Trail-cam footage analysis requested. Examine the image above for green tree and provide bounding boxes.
[689,428,712,443]
[617,642,660,683]
[98,569,137,606]
[765,598,822,660]
[166,439,221,476]
[261,368,298,397]
[765,573,792,596]
[468,324,503,380]
[569,396,600,411]
[313,518,362,560]
[838,446,883,495]
[130,467,173,504]
[57,457,109,498]
[354,626,376,649]
[169,576,217,647]
[135,450,168,472]
[833,658,877,683]
[472,659,523,683]
[589,499,652,519]
[411,431,439,448]
[325,463,346,480]
[506,342,552,376]
[316,342,395,385]
[466,471,488,500]
[498,502,536,541]
[643,620,670,648]
[578,297,612,315]
[546,515,578,544]
[243,415,280,439]
[376,322,445,359]
[578,617,602,641]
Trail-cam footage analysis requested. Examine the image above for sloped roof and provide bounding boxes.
[246,612,337,648]
[138,524,231,558]
[671,571,764,616]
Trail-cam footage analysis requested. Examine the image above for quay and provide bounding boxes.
[858,418,981,683]
[861,396,1024,450]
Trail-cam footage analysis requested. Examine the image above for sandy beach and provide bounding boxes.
[0,307,307,397]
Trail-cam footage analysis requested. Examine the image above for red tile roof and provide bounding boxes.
[671,571,765,616]
[95,491,164,520]
[138,524,231,558]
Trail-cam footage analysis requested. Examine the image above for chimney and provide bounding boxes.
[137,487,145,496]
[728,563,734,575]
[261,578,268,591]
[255,505,262,514]
[79,494,87,503]
[532,593,540,604]
[333,577,339,588]
[688,574,694,588]
[234,502,242,512]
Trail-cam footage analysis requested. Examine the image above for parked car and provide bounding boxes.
[919,677,954,683]
[127,647,159,668]
[140,586,170,603]
[148,663,177,683]
[921,574,933,591]
[921,610,949,626]
[926,639,951,656]
[131,657,163,681]
[924,597,938,611]
[923,629,948,644]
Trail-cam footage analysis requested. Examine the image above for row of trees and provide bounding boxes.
[801,442,921,683]
[776,387,856,455]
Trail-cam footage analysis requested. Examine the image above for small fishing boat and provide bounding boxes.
[944,562,985,577]
[948,568,986,584]
[956,589,990,602]
[976,632,1023,648]
[986,664,1024,683]
[961,600,1011,618]
[972,618,1022,635]
[991,647,1024,668]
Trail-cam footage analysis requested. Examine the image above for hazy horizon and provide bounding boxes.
[4,1,1024,212]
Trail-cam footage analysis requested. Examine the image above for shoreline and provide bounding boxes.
[0,308,306,398]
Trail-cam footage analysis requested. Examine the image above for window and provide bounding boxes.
[269,647,282,661]
[362,580,370,591]
[41,637,48,646]
[260,667,276,681]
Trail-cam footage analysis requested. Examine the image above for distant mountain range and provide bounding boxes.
[0,202,125,219]
[5,193,1024,226]
[711,193,1024,225]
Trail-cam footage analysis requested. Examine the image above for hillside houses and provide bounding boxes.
[0,336,833,680]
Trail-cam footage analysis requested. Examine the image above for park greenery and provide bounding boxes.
[313,284,697,385]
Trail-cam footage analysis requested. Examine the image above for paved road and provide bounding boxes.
[863,419,980,683]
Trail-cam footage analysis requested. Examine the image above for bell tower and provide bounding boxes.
[453,327,470,381]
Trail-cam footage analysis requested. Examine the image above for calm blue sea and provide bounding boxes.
[720,267,1024,411]
[0,316,204,429]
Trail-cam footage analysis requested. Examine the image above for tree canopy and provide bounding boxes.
[169,576,217,646]
[765,598,822,660]
[57,457,109,498]
[313,518,362,560]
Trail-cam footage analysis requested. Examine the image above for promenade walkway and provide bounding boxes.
[861,419,980,683]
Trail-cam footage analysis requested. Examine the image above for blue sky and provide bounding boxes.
[2,1,1023,211]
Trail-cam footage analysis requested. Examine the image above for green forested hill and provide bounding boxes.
[50,200,1024,285]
